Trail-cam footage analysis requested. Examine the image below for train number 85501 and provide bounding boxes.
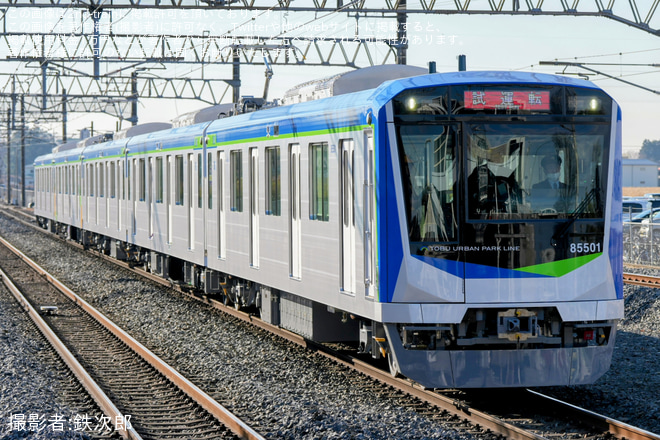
[570,242,602,254]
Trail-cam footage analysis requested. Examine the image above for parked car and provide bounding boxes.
[623,198,660,222]
[627,207,660,223]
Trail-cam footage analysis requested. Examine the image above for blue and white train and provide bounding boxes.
[34,70,623,388]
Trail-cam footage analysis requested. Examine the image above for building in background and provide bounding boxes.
[622,158,659,187]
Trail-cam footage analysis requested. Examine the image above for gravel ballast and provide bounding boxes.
[0,285,99,439]
[1,213,659,437]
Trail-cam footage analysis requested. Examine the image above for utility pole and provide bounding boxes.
[130,71,138,125]
[62,88,67,142]
[458,55,467,71]
[5,106,9,204]
[91,8,103,79]
[20,95,25,207]
[396,0,407,65]
[232,47,241,104]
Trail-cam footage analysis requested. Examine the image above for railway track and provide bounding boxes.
[2,204,660,440]
[622,272,660,288]
[0,231,264,440]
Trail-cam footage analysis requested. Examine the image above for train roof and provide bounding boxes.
[34,71,609,166]
[370,70,608,107]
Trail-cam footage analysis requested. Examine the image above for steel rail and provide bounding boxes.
[623,272,660,288]
[525,390,660,440]
[0,233,265,440]
[0,243,142,440]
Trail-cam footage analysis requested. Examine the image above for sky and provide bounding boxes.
[12,6,659,155]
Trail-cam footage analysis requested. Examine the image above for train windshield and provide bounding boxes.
[398,124,459,243]
[465,123,609,221]
[397,122,610,244]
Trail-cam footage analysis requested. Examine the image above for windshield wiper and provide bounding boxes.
[551,187,600,244]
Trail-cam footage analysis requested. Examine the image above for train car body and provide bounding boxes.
[34,71,623,388]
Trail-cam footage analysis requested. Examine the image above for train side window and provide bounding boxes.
[139,158,146,201]
[175,155,184,205]
[99,163,104,197]
[230,150,243,212]
[265,146,281,216]
[155,157,163,203]
[309,142,329,221]
[89,164,94,197]
[110,161,116,198]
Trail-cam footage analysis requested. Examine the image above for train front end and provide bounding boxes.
[376,72,622,388]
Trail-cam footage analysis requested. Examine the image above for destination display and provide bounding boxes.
[464,90,551,111]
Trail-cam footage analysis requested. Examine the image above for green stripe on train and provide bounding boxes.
[515,252,602,277]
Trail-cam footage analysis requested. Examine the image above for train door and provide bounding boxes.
[188,153,194,249]
[74,164,80,227]
[340,139,356,294]
[105,162,110,228]
[289,144,301,279]
[131,158,137,237]
[112,161,118,230]
[167,155,172,244]
[90,163,96,225]
[65,166,70,219]
[118,160,123,233]
[363,130,377,299]
[249,147,259,268]
[93,163,98,225]
[217,151,225,258]
[148,157,153,238]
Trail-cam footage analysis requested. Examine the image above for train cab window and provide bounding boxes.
[466,123,608,220]
[309,142,329,222]
[175,155,184,205]
[398,124,458,248]
[265,147,281,216]
[230,150,243,212]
